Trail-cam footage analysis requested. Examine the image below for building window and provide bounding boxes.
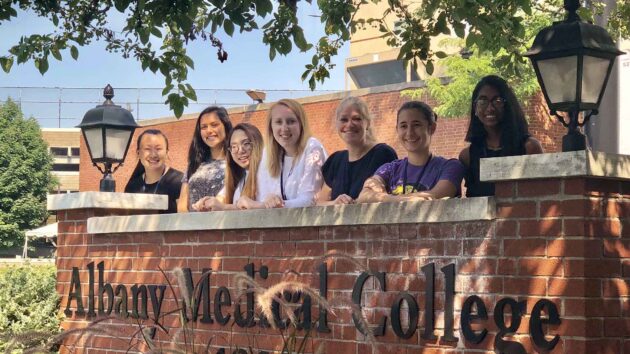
[70,148,80,156]
[50,147,69,157]
[52,164,80,172]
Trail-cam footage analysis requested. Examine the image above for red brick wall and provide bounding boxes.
[57,175,630,353]
[79,88,563,192]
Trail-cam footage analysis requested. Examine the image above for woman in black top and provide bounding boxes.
[459,75,543,197]
[319,96,397,205]
[124,129,183,213]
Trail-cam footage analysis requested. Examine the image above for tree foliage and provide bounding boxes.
[0,0,629,117]
[0,100,54,249]
[402,1,554,119]
[0,264,61,352]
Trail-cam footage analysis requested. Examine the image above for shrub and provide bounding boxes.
[0,263,61,352]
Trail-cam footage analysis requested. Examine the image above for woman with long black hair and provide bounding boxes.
[124,129,183,213]
[459,75,543,197]
[178,106,233,212]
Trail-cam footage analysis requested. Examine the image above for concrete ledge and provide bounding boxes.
[480,150,630,182]
[48,192,167,211]
[87,197,495,234]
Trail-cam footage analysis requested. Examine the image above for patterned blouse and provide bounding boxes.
[183,159,226,208]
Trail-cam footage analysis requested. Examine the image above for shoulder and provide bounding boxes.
[327,150,346,162]
[372,143,398,157]
[323,150,346,168]
[524,137,544,154]
[458,145,471,167]
[303,137,327,161]
[306,137,325,150]
[375,158,404,174]
[433,155,465,171]
[124,175,143,193]
[164,168,184,182]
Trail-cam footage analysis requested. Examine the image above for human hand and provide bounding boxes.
[203,197,223,211]
[191,196,210,211]
[333,194,354,205]
[236,196,263,210]
[263,194,284,208]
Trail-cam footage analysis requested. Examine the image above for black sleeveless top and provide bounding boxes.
[465,137,528,197]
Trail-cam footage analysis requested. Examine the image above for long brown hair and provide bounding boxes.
[265,98,312,178]
[224,123,264,204]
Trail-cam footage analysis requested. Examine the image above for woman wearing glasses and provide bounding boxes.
[195,123,265,211]
[459,75,543,197]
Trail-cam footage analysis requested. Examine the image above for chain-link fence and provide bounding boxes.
[0,86,340,128]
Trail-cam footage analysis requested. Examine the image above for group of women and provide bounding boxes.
[124,75,543,213]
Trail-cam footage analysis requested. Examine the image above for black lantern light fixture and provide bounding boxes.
[524,0,624,151]
[77,84,138,192]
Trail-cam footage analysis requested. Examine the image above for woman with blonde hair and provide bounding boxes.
[195,123,265,211]
[318,96,397,205]
[256,98,327,208]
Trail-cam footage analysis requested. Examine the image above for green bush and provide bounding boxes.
[0,263,62,352]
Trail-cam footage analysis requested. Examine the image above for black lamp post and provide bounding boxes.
[77,85,138,192]
[524,0,624,151]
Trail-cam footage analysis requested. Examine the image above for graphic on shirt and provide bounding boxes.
[391,183,428,195]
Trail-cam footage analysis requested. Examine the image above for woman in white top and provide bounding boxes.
[256,98,327,208]
[196,123,264,211]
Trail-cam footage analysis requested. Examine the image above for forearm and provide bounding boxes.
[284,194,316,208]
[357,189,402,203]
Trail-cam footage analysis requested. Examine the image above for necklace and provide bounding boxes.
[142,167,167,194]
[402,154,432,194]
[280,152,296,200]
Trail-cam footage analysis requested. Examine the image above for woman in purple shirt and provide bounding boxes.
[357,101,465,202]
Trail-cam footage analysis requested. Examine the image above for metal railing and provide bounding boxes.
[0,86,340,128]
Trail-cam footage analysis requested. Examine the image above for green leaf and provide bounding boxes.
[52,15,59,26]
[162,84,174,96]
[150,27,162,38]
[292,27,310,52]
[255,0,273,16]
[435,51,447,59]
[269,48,276,61]
[184,56,194,69]
[35,58,49,75]
[173,101,184,118]
[224,20,235,37]
[139,30,149,44]
[425,60,434,75]
[70,46,79,60]
[51,47,62,61]
[149,60,160,73]
[0,57,14,73]
[184,88,197,101]
[453,22,465,38]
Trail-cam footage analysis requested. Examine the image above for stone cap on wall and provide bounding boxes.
[86,197,495,234]
[47,192,167,211]
[480,150,630,182]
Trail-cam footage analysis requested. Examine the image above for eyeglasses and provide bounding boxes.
[475,96,506,109]
[228,140,253,153]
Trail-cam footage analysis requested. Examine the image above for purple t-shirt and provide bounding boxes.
[374,156,465,195]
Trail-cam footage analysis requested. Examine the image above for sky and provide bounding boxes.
[0,3,349,128]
